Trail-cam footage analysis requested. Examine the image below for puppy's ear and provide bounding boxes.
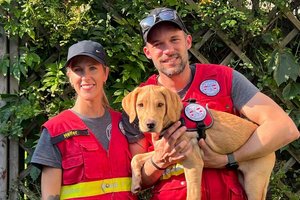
[161,87,183,123]
[122,87,140,123]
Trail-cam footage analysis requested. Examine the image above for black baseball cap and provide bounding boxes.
[140,7,188,42]
[65,40,107,67]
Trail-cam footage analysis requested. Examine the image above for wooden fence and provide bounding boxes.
[0,26,20,200]
[0,1,300,199]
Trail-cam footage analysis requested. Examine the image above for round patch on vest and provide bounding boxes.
[106,123,112,140]
[200,80,220,96]
[119,121,126,135]
[184,103,207,122]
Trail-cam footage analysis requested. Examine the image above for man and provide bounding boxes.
[123,7,299,199]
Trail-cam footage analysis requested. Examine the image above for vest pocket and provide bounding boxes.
[62,154,84,185]
[80,141,103,179]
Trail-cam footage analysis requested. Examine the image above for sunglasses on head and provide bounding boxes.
[140,10,179,31]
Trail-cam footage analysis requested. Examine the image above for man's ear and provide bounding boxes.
[143,46,152,59]
[186,34,192,50]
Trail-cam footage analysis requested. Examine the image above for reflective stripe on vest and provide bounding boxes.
[161,163,184,180]
[60,177,131,199]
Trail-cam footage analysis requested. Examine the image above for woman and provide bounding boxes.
[31,40,136,200]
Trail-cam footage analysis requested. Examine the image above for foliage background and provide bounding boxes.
[0,0,299,199]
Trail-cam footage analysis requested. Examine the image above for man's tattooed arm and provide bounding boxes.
[46,195,60,200]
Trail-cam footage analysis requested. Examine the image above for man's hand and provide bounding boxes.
[140,122,197,187]
[151,121,194,168]
[199,138,227,168]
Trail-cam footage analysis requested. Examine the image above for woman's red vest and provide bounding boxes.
[44,109,136,200]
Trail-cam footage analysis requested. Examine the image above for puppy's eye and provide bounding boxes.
[137,103,144,108]
[157,103,164,107]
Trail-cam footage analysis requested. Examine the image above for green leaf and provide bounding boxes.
[0,55,9,76]
[282,82,300,100]
[28,29,35,40]
[30,166,41,181]
[19,63,28,77]
[11,62,21,81]
[268,49,300,86]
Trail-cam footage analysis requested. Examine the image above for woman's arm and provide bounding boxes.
[41,167,62,200]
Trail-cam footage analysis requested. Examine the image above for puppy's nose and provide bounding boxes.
[147,122,155,130]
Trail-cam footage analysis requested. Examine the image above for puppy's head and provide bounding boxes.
[122,85,183,133]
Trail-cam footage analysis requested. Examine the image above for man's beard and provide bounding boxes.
[160,59,187,77]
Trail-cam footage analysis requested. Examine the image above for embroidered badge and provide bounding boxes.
[200,80,220,96]
[184,103,207,122]
[106,123,112,141]
[119,121,126,135]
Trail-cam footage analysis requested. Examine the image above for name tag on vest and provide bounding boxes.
[51,129,89,144]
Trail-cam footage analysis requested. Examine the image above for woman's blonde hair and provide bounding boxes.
[100,65,111,109]
[101,87,110,109]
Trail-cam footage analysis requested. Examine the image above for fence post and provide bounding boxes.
[0,25,8,200]
[8,36,19,200]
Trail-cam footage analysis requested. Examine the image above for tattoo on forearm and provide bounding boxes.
[47,195,60,200]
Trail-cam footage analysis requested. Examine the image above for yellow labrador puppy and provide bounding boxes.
[122,85,275,200]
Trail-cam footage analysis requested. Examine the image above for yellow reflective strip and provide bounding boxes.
[161,163,184,180]
[60,177,131,199]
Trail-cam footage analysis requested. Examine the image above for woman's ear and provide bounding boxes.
[103,66,109,83]
[66,67,70,77]
[66,68,74,87]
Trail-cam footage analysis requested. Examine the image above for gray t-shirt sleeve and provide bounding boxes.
[31,128,62,169]
[232,70,259,110]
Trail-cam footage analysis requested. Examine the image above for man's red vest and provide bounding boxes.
[141,64,247,200]
[44,109,137,200]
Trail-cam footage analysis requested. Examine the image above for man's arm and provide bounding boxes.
[130,121,193,188]
[41,167,62,200]
[199,92,299,168]
[234,92,299,162]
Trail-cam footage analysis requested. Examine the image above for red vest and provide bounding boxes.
[44,109,136,200]
[142,64,247,200]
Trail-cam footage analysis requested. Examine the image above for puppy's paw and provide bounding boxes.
[131,175,142,194]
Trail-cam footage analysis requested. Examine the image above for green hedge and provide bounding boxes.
[0,0,299,199]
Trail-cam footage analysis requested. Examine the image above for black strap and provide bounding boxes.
[196,121,206,140]
[226,153,239,169]
[150,156,167,170]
